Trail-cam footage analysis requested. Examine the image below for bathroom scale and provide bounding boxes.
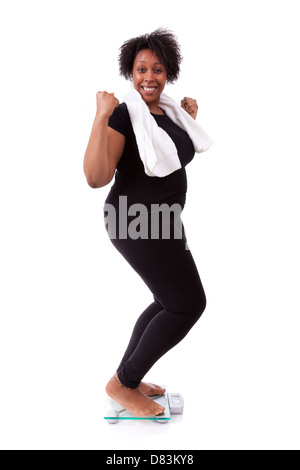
[104,388,184,424]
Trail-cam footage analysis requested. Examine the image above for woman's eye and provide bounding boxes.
[137,67,163,73]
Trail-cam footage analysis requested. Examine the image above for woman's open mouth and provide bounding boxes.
[141,86,158,95]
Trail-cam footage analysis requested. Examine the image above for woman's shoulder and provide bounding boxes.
[110,102,130,120]
[108,102,131,136]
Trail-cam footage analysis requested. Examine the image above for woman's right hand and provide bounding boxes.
[96,91,119,119]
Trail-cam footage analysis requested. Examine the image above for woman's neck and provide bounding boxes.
[148,105,165,115]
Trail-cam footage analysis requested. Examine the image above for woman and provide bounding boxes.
[83,29,212,417]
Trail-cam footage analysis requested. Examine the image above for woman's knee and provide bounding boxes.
[160,287,207,316]
[186,289,207,316]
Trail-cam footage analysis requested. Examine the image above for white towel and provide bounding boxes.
[123,85,213,177]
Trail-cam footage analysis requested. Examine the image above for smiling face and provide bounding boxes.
[132,49,167,113]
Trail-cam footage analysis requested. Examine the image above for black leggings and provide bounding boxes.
[104,213,207,389]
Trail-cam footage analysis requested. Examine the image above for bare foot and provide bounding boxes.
[139,382,166,396]
[105,374,165,417]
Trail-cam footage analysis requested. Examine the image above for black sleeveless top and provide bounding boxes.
[105,102,195,212]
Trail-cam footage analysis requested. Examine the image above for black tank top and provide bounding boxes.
[105,102,195,212]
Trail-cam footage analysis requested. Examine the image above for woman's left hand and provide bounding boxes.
[181,97,198,120]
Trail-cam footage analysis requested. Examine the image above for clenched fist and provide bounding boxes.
[96,91,119,119]
[181,97,198,120]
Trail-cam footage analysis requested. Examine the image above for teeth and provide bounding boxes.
[143,87,156,92]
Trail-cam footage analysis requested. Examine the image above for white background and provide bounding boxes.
[0,0,299,450]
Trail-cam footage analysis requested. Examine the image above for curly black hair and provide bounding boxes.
[118,28,183,84]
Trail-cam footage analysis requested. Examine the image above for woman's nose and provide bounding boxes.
[144,70,154,82]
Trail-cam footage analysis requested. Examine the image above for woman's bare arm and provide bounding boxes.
[83,92,125,188]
